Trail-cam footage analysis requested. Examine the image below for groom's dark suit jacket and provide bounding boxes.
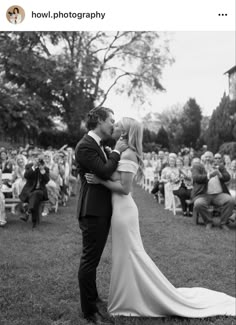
[75,134,120,219]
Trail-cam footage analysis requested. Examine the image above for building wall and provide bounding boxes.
[229,70,236,101]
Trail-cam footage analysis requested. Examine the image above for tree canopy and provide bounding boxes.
[205,93,236,152]
[0,31,173,145]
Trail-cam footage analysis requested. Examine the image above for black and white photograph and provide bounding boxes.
[0,29,235,325]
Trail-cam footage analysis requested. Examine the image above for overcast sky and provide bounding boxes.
[103,31,235,121]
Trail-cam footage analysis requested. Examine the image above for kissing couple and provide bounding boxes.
[75,107,235,324]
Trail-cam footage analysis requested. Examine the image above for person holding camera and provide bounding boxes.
[19,155,50,228]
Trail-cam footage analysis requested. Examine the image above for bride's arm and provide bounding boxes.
[86,150,137,195]
[85,170,134,195]
[101,172,134,195]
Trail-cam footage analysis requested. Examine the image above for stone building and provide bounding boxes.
[224,65,236,101]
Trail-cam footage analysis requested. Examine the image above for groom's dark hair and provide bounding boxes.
[86,106,114,130]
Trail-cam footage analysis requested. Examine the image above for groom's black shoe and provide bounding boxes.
[85,311,113,324]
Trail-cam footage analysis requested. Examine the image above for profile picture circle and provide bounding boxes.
[6,5,25,24]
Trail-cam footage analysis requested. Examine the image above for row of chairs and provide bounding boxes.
[0,172,74,226]
[141,167,236,226]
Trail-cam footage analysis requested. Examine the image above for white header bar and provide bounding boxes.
[1,0,235,31]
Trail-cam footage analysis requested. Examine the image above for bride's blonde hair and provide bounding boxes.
[119,117,144,181]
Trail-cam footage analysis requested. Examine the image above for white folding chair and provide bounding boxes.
[1,173,20,214]
[164,183,181,215]
[144,167,155,193]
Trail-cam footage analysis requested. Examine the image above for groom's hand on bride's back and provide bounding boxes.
[115,139,128,153]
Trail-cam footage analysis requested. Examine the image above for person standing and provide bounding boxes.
[85,118,235,319]
[75,107,127,324]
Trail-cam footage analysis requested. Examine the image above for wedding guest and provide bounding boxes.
[19,155,50,228]
[0,150,13,173]
[160,153,180,210]
[12,154,27,198]
[227,159,236,201]
[151,150,168,198]
[191,152,234,231]
[223,155,232,173]
[173,157,193,216]
[214,153,223,166]
[0,169,6,227]
[43,151,60,215]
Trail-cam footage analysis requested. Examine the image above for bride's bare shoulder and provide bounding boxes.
[121,149,138,164]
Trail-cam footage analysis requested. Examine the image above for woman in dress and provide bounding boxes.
[85,117,235,318]
[228,159,236,199]
[159,153,180,211]
[12,154,27,198]
[0,150,13,174]
[43,151,60,214]
[224,155,232,173]
[227,159,236,221]
[0,169,6,227]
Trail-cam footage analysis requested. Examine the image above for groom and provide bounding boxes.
[75,107,127,324]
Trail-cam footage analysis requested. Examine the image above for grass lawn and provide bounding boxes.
[0,184,235,325]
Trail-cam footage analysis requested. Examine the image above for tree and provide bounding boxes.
[157,104,184,151]
[205,93,236,152]
[0,33,58,143]
[0,31,173,143]
[156,126,169,149]
[180,98,202,148]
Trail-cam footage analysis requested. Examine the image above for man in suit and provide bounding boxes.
[191,154,234,231]
[19,155,50,228]
[75,107,127,324]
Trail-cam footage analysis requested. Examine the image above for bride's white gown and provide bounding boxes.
[107,160,236,318]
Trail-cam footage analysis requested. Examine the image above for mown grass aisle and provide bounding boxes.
[0,184,235,325]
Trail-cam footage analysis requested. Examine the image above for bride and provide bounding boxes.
[85,117,235,318]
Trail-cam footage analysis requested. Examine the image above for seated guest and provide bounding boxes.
[160,153,180,210]
[200,153,206,165]
[52,152,64,187]
[55,152,68,205]
[224,154,232,173]
[160,153,179,186]
[9,149,18,169]
[203,151,215,173]
[227,159,236,201]
[19,155,50,228]
[151,150,168,198]
[227,159,236,221]
[12,154,27,198]
[191,153,234,231]
[0,169,6,227]
[43,151,60,215]
[0,150,13,173]
[214,153,223,166]
[66,147,78,196]
[173,157,193,216]
[62,151,73,198]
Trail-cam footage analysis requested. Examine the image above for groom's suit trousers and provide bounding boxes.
[78,214,111,316]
